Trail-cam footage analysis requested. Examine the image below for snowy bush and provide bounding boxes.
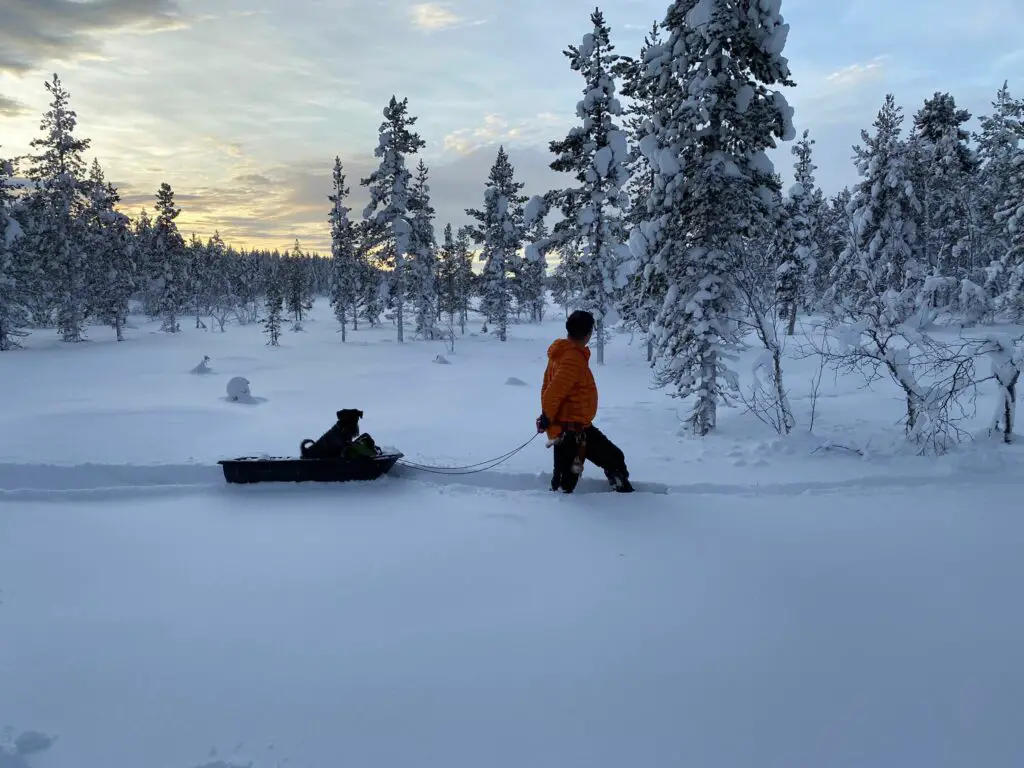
[190,355,212,374]
[815,317,981,454]
[980,333,1024,443]
[735,247,794,435]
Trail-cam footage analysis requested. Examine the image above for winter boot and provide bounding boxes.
[606,469,634,493]
[560,472,580,493]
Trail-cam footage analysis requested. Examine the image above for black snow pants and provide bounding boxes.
[551,425,631,493]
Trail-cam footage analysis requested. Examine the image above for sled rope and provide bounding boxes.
[397,433,540,475]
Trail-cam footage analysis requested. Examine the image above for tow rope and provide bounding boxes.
[397,433,540,475]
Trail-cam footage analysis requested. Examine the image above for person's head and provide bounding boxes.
[566,310,595,345]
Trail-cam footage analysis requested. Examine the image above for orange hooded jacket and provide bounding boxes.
[541,338,598,439]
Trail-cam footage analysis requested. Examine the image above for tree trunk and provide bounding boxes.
[1003,371,1019,443]
[786,303,797,336]
[773,348,793,434]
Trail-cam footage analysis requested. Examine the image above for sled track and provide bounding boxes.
[2,461,1024,502]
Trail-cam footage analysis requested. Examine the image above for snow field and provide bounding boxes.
[1,306,1023,767]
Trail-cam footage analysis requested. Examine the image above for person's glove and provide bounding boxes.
[536,413,550,433]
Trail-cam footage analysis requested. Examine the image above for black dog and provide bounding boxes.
[300,409,364,459]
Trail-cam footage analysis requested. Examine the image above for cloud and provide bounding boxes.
[825,58,886,89]
[0,0,187,76]
[410,3,466,31]
[443,113,570,155]
[0,93,29,117]
[233,173,274,187]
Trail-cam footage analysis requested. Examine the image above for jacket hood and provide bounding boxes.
[547,338,590,362]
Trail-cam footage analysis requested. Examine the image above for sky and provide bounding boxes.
[0,0,1021,254]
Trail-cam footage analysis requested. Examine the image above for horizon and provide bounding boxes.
[1,0,1020,254]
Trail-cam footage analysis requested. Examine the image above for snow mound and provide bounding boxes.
[190,355,212,374]
[0,729,57,761]
[505,377,527,386]
[433,354,451,365]
[224,376,265,404]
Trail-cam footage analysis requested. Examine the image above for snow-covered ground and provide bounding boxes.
[1,307,1023,767]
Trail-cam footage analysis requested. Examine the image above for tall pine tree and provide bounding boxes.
[0,150,29,350]
[85,159,134,340]
[777,129,822,334]
[361,96,425,342]
[910,92,979,285]
[329,157,360,340]
[150,183,187,332]
[263,259,284,346]
[828,95,921,322]
[408,160,439,339]
[24,73,92,341]
[634,0,796,435]
[617,22,666,355]
[976,83,1024,305]
[546,8,632,363]
[466,146,527,342]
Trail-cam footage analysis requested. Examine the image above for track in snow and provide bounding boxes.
[0,461,666,501]
[3,460,1024,503]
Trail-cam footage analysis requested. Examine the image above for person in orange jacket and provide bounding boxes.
[536,310,633,493]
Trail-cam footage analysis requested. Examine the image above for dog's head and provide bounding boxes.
[335,409,364,429]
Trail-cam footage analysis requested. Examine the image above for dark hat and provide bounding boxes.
[566,310,595,340]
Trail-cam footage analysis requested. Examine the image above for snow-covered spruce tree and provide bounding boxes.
[909,92,979,299]
[466,146,527,341]
[436,223,466,331]
[84,160,134,340]
[633,0,795,435]
[408,160,439,339]
[827,95,921,319]
[328,157,360,341]
[353,220,382,327]
[150,183,188,332]
[616,22,667,354]
[285,239,313,326]
[361,96,425,343]
[0,150,30,350]
[233,249,265,324]
[186,234,211,329]
[814,187,852,308]
[545,8,632,363]
[519,215,548,323]
[995,145,1024,317]
[977,84,1024,310]
[204,231,237,332]
[452,226,474,331]
[777,129,822,334]
[23,73,92,341]
[263,259,284,346]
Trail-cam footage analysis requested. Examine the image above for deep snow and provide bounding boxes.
[1,306,1023,767]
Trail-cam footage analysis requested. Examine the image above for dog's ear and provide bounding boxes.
[336,410,345,421]
[356,409,364,418]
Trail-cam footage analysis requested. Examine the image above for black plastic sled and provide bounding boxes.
[218,407,402,484]
[218,452,403,485]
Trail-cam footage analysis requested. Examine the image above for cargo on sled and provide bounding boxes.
[218,408,403,484]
